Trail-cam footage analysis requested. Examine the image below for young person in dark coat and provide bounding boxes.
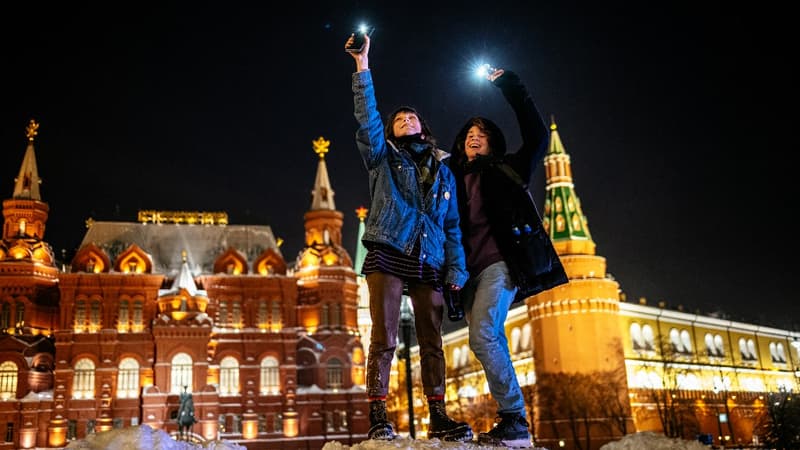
[450,67,568,447]
[345,32,473,442]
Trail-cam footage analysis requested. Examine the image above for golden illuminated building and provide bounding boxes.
[0,128,367,449]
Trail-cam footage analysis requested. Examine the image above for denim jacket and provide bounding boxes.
[352,70,468,287]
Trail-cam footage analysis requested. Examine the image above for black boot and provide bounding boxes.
[427,399,473,442]
[368,400,397,440]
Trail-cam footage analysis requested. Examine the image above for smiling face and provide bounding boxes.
[392,111,423,138]
[464,125,490,161]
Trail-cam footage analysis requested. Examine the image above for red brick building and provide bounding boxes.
[0,125,367,449]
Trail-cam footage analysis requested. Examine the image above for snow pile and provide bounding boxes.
[599,431,709,450]
[65,424,246,450]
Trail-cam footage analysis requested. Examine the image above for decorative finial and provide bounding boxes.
[181,250,187,263]
[312,136,330,159]
[85,217,95,229]
[355,206,368,221]
[26,119,39,142]
[276,237,284,248]
[550,115,557,131]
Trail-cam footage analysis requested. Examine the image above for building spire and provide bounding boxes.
[543,117,595,255]
[13,119,43,200]
[353,206,368,275]
[309,136,336,211]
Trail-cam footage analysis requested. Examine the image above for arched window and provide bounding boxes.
[776,343,787,363]
[132,300,143,332]
[460,344,469,367]
[642,324,655,350]
[170,353,193,393]
[270,302,282,331]
[257,302,268,328]
[260,357,280,395]
[321,304,329,327]
[232,303,242,328]
[521,324,532,351]
[0,361,18,400]
[220,356,240,395]
[118,300,130,333]
[631,323,644,350]
[510,327,521,354]
[14,302,24,327]
[714,334,725,356]
[327,358,343,389]
[452,347,461,369]
[218,302,228,327]
[332,304,341,327]
[73,358,95,399]
[74,300,87,332]
[669,328,683,353]
[117,358,140,398]
[747,339,758,360]
[90,300,101,330]
[0,303,10,330]
[680,329,693,354]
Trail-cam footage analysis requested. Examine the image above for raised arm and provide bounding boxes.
[491,70,548,182]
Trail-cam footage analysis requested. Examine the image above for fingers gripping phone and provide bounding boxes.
[345,25,374,53]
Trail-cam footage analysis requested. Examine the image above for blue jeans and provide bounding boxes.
[462,261,525,415]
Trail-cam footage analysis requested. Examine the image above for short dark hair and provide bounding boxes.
[384,106,437,147]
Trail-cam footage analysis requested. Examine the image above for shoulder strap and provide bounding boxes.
[495,162,527,189]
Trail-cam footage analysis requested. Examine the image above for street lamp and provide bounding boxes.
[399,294,416,438]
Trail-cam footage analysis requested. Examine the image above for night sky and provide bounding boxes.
[1,3,795,328]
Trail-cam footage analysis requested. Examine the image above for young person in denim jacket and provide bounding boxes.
[449,68,568,447]
[345,33,473,442]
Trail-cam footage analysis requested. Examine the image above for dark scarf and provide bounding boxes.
[462,154,496,174]
[395,134,436,193]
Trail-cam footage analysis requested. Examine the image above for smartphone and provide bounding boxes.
[345,26,374,53]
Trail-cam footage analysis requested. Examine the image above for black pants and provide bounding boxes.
[366,271,446,398]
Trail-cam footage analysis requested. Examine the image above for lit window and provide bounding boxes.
[714,334,725,357]
[260,357,280,395]
[327,358,343,389]
[73,358,95,399]
[680,329,693,354]
[631,323,644,350]
[747,339,758,360]
[670,328,684,353]
[232,303,242,328]
[0,303,10,330]
[170,353,192,393]
[0,361,18,400]
[460,344,469,367]
[117,358,140,398]
[452,347,461,369]
[132,300,143,332]
[220,356,240,395]
[511,327,521,354]
[521,324,532,351]
[642,324,655,350]
[118,300,129,333]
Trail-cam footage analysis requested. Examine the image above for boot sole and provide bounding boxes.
[428,425,474,442]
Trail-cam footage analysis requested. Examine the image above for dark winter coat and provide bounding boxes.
[451,70,568,301]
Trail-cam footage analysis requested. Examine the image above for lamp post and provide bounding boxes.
[399,294,416,438]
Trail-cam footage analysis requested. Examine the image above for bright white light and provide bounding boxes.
[358,23,369,34]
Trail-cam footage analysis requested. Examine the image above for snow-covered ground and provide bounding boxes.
[321,432,710,450]
[64,426,710,450]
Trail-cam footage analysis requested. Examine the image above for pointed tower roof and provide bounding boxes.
[309,136,336,210]
[353,206,369,275]
[169,250,199,296]
[543,117,596,255]
[13,120,43,200]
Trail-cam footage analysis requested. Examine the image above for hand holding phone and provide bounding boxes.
[345,25,374,53]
